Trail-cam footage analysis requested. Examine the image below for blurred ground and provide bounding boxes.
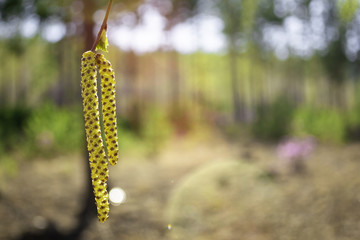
[0,133,359,240]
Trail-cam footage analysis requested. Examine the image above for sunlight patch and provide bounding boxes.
[109,187,126,206]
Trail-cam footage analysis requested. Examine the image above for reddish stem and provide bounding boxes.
[91,0,113,52]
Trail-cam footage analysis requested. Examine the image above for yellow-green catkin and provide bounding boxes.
[81,51,109,222]
[95,53,119,166]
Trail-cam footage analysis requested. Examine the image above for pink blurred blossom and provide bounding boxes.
[277,137,316,163]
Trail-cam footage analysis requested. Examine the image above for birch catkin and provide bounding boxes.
[81,51,109,222]
[96,53,119,166]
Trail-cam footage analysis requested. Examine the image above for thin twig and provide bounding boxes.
[91,0,113,52]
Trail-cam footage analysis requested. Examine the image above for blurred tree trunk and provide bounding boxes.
[246,53,255,122]
[124,51,142,134]
[329,82,345,108]
[82,0,96,50]
[169,50,181,110]
[218,0,258,122]
[77,0,97,226]
[168,50,191,134]
[229,37,242,122]
[17,55,30,107]
[66,39,80,105]
[52,41,66,105]
[0,48,4,106]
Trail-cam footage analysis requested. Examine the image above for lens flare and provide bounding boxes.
[109,187,126,206]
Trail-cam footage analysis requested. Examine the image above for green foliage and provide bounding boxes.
[25,102,84,156]
[344,100,360,140]
[241,0,259,33]
[116,126,143,154]
[28,41,59,104]
[338,0,359,23]
[142,107,173,155]
[113,108,174,157]
[111,116,146,156]
[0,0,24,21]
[252,97,295,141]
[0,106,31,151]
[0,112,20,175]
[291,106,346,143]
[0,38,59,106]
[249,100,352,144]
[0,0,72,22]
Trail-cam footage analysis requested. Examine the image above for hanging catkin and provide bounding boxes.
[81,51,109,222]
[96,53,119,166]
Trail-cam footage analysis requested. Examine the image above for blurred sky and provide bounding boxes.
[1,0,360,59]
[106,8,227,54]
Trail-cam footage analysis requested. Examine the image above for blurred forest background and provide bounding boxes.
[0,0,360,240]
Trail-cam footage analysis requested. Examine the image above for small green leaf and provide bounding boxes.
[96,28,109,52]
